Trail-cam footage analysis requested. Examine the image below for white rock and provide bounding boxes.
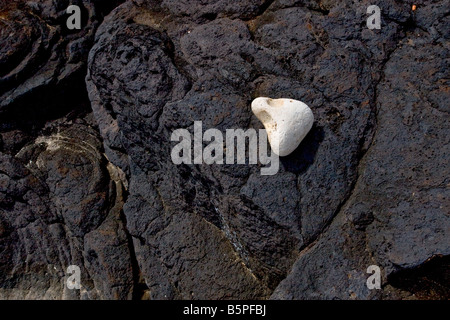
[251,97,314,157]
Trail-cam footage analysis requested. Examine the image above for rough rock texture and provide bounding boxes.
[0,115,134,299]
[0,0,123,117]
[0,0,449,299]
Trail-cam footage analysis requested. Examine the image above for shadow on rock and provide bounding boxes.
[280,124,324,174]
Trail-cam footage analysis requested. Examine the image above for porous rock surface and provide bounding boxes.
[0,0,448,299]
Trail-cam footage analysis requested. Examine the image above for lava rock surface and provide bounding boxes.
[0,0,448,299]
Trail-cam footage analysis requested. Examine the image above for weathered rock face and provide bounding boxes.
[0,0,122,118]
[0,115,134,299]
[0,0,134,299]
[0,0,449,299]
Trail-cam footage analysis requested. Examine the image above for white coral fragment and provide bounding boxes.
[251,97,314,156]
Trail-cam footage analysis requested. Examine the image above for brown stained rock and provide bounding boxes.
[272,26,449,300]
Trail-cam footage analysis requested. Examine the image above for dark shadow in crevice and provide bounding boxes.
[388,255,450,300]
[0,65,91,136]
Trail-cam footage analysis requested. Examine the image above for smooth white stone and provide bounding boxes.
[251,97,314,157]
